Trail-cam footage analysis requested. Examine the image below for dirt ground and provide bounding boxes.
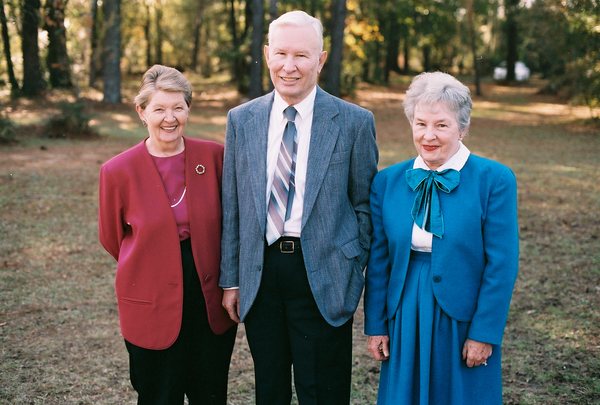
[1,78,599,404]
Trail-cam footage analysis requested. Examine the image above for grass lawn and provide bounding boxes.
[1,75,599,404]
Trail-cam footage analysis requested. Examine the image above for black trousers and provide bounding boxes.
[125,238,237,405]
[244,238,353,405]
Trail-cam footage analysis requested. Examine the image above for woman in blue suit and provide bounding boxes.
[364,72,519,404]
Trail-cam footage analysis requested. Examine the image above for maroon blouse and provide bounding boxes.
[151,151,191,241]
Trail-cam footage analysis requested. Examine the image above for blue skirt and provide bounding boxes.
[377,251,502,405]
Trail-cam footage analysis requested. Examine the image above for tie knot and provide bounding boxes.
[284,106,297,121]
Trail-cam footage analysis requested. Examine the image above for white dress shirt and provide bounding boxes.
[265,86,317,238]
[410,142,471,252]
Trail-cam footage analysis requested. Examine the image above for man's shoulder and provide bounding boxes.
[316,88,373,120]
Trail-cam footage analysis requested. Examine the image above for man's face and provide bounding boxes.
[264,24,327,106]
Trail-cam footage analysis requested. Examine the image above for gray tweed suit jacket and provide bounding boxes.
[219,86,379,327]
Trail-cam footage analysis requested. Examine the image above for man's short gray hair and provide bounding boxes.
[268,10,324,53]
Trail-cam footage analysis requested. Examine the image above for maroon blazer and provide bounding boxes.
[99,137,235,350]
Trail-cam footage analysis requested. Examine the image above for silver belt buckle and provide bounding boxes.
[280,240,295,253]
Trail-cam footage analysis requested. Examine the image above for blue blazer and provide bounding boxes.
[219,87,379,326]
[364,155,519,345]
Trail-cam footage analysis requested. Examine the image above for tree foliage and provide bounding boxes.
[521,0,600,114]
[0,0,597,113]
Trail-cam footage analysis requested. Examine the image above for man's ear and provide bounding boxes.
[317,51,327,74]
[264,45,270,66]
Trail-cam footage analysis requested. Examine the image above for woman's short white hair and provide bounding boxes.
[268,10,324,53]
[403,72,472,133]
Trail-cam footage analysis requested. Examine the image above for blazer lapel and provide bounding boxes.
[302,88,340,230]
[244,93,274,234]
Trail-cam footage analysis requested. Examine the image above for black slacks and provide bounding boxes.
[125,238,237,405]
[244,238,353,405]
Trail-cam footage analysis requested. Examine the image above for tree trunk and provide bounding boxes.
[247,0,263,99]
[190,0,203,72]
[309,0,317,17]
[144,2,151,68]
[227,0,245,92]
[361,58,369,83]
[102,0,121,104]
[266,0,276,91]
[373,38,383,83]
[505,0,519,82]
[202,16,211,78]
[466,0,481,95]
[154,0,162,66]
[89,0,100,88]
[402,36,410,74]
[383,11,401,83]
[422,44,431,72]
[0,0,19,95]
[21,0,46,97]
[44,0,72,89]
[323,0,346,96]
[268,0,276,22]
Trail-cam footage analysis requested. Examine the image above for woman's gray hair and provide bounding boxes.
[403,72,472,133]
[134,65,192,110]
[268,11,324,53]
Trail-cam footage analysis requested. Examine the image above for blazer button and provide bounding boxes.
[204,275,212,282]
[433,275,442,283]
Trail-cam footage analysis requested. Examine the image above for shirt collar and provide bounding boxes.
[273,86,317,122]
[413,141,471,171]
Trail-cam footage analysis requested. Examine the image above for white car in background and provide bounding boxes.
[493,61,531,81]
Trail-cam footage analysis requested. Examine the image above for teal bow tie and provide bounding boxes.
[405,168,461,238]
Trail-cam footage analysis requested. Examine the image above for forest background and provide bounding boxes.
[0,0,598,109]
[1,0,600,404]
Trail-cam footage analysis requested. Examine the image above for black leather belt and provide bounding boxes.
[277,238,301,254]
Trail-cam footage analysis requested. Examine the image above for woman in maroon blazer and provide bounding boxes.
[99,65,237,405]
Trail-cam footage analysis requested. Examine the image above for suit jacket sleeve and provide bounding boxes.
[98,164,125,262]
[219,110,240,288]
[364,171,391,336]
[350,110,379,269]
[467,166,519,345]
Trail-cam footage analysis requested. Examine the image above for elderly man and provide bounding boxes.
[219,10,379,405]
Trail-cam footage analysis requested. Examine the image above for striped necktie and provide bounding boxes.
[266,106,298,245]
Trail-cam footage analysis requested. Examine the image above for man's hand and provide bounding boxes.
[462,338,492,367]
[222,289,241,323]
[367,335,390,361]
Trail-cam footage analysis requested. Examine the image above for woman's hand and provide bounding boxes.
[462,338,492,367]
[367,335,390,361]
